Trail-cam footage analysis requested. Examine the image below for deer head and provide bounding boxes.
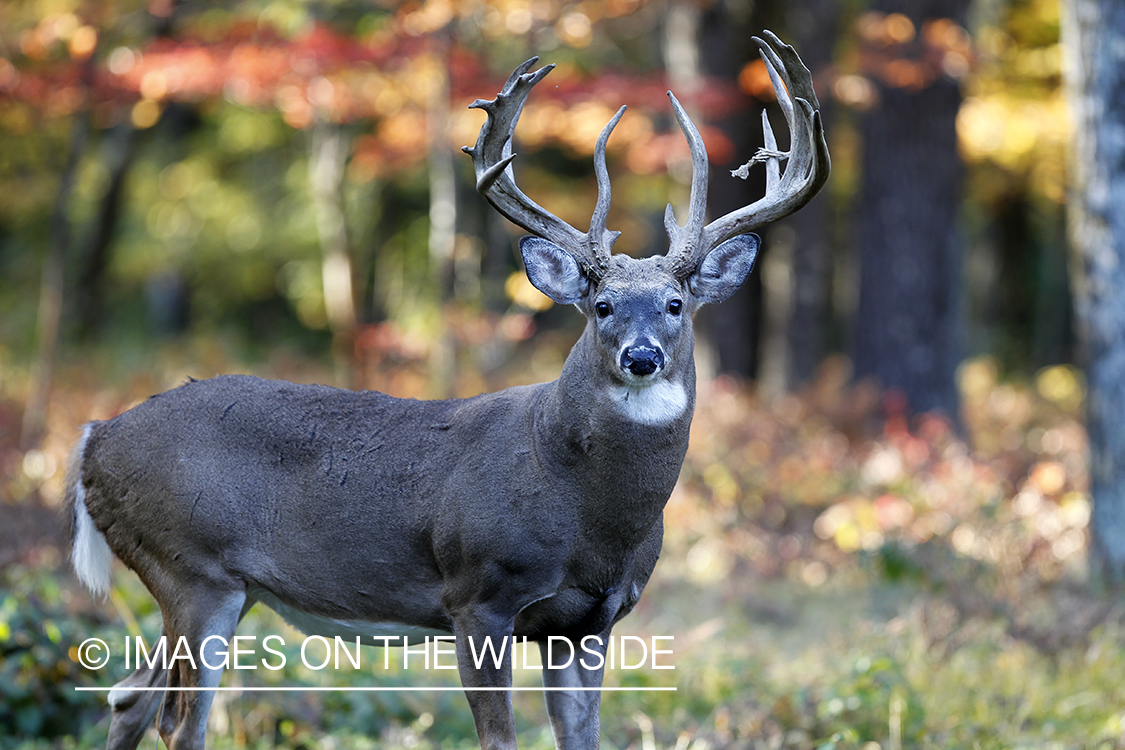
[463,32,830,380]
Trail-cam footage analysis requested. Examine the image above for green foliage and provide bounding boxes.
[813,655,923,747]
[0,565,108,748]
[871,541,927,584]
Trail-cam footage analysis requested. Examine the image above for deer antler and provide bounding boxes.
[463,58,625,281]
[664,30,831,279]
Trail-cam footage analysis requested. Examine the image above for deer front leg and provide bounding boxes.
[539,634,606,750]
[455,612,517,750]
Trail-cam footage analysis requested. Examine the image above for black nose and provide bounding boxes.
[621,346,664,376]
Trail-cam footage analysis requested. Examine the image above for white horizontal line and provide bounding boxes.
[75,686,675,692]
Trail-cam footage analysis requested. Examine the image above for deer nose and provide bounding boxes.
[621,345,664,376]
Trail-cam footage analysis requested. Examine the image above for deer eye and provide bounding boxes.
[667,299,683,316]
[595,301,613,319]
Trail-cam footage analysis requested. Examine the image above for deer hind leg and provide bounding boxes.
[104,627,169,750]
[150,587,247,750]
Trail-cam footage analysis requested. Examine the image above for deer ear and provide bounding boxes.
[688,233,760,305]
[520,236,589,305]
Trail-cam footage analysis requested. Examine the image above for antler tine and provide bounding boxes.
[760,28,821,110]
[589,106,627,251]
[697,32,830,254]
[761,109,781,191]
[463,58,618,280]
[663,31,830,279]
[664,92,711,278]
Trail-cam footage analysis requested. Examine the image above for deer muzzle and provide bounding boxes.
[621,344,665,377]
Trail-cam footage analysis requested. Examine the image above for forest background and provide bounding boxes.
[3,0,1125,748]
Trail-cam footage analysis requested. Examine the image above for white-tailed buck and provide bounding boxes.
[66,31,827,750]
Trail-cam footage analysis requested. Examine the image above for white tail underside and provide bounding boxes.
[72,425,113,599]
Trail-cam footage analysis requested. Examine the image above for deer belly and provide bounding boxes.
[250,588,449,643]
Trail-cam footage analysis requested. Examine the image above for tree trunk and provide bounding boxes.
[426,36,458,398]
[75,123,138,336]
[1062,0,1125,584]
[21,111,90,449]
[689,0,785,381]
[785,0,840,388]
[309,118,358,385]
[851,0,968,418]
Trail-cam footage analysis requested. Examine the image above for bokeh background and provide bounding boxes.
[3,0,1124,748]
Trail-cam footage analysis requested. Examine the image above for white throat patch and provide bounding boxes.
[609,380,688,425]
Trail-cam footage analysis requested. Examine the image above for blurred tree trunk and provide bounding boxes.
[1062,0,1125,585]
[427,35,457,398]
[75,123,138,336]
[428,38,456,299]
[851,0,968,418]
[984,189,1074,372]
[22,3,180,446]
[690,0,785,381]
[21,104,90,449]
[784,0,840,389]
[73,2,177,341]
[309,118,358,385]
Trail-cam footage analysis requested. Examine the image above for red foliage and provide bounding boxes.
[1,21,744,129]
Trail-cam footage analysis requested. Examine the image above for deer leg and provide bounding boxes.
[539,635,606,750]
[154,588,247,750]
[104,627,170,750]
[454,612,517,750]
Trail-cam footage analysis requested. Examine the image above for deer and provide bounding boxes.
[64,30,827,750]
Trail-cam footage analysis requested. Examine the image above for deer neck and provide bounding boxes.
[535,326,696,546]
